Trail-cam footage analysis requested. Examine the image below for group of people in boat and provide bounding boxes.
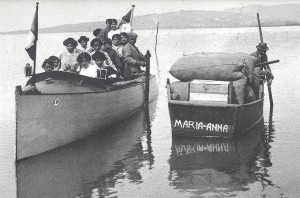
[41,16,146,80]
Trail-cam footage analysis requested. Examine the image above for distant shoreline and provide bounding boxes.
[2,24,299,35]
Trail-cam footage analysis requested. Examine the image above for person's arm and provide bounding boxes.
[123,45,145,67]
[59,53,69,71]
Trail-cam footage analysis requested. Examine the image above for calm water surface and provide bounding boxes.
[1,26,300,197]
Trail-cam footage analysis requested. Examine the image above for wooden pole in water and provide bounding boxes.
[257,13,263,43]
[257,13,273,108]
[145,50,151,105]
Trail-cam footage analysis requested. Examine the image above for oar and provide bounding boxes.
[257,13,273,108]
[145,50,151,105]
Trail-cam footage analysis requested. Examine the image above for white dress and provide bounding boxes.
[79,64,98,78]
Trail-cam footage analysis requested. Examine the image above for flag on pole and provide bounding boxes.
[118,7,134,28]
[25,5,38,60]
[123,9,132,21]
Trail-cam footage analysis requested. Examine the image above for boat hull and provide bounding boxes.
[16,73,158,160]
[167,81,264,138]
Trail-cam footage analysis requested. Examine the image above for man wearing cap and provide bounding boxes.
[251,42,274,86]
[121,32,146,79]
[78,36,90,52]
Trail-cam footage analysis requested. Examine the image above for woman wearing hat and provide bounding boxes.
[78,36,90,52]
[59,37,83,73]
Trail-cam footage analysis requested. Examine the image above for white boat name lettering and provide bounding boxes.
[174,119,228,132]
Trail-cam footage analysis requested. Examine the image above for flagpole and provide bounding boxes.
[33,2,39,75]
[130,5,135,27]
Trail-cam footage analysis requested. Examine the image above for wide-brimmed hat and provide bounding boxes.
[78,36,89,43]
[256,42,269,51]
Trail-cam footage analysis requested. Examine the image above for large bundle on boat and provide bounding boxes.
[169,52,258,82]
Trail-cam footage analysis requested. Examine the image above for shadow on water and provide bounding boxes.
[16,99,157,198]
[168,117,278,197]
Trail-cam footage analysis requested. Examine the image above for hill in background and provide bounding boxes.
[3,4,300,34]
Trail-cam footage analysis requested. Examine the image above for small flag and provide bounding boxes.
[25,6,38,60]
[123,10,132,21]
[118,8,133,28]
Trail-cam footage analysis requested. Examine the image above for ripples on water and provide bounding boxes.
[1,26,300,197]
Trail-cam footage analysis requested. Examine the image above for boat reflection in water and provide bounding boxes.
[16,99,157,198]
[169,119,276,197]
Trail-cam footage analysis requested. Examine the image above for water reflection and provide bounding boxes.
[168,119,277,197]
[16,100,157,198]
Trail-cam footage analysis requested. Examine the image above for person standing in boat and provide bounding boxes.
[78,52,98,78]
[112,34,123,57]
[92,51,118,79]
[102,38,122,77]
[59,38,82,73]
[251,42,274,86]
[77,36,90,52]
[48,56,61,71]
[119,16,132,33]
[121,32,146,79]
[107,19,121,40]
[103,19,112,39]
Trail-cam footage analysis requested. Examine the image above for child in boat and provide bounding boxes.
[77,36,89,52]
[102,38,122,76]
[42,59,54,72]
[78,52,98,78]
[48,56,61,71]
[92,51,118,79]
[112,34,123,57]
[88,38,116,70]
[107,19,120,40]
[59,38,82,73]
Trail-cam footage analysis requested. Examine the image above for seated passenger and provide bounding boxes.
[102,38,122,76]
[78,52,98,78]
[112,34,123,57]
[93,28,105,43]
[107,19,121,39]
[92,51,118,79]
[48,56,61,71]
[77,36,90,52]
[87,38,117,71]
[42,59,54,72]
[59,38,82,73]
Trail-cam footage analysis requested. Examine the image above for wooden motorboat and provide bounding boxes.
[16,71,158,160]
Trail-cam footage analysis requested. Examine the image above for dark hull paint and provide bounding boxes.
[167,82,263,138]
[16,72,158,160]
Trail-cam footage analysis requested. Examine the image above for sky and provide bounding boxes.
[1,0,299,32]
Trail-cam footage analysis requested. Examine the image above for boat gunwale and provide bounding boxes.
[166,79,263,108]
[16,73,156,96]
